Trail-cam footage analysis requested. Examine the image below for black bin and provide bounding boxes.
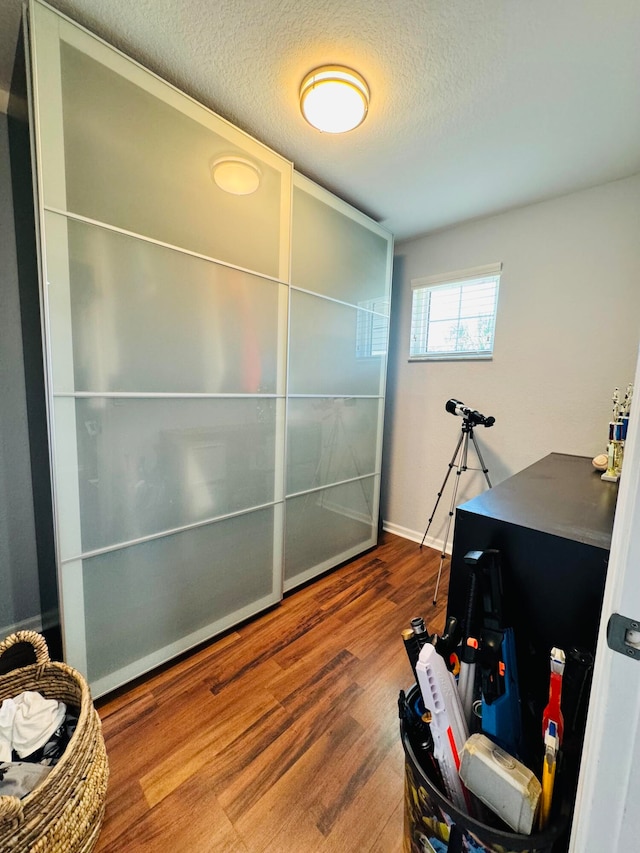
[401,686,570,853]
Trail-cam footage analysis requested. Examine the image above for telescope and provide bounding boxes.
[423,398,495,603]
[445,399,495,428]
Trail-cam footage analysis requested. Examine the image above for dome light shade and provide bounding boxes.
[211,156,261,194]
[299,66,369,133]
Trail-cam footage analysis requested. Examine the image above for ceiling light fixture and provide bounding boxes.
[210,156,261,195]
[299,65,369,134]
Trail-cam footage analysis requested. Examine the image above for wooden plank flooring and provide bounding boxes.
[94,533,448,852]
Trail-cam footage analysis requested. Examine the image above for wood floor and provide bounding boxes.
[94,533,448,852]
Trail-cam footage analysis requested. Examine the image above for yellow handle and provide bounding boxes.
[539,756,556,829]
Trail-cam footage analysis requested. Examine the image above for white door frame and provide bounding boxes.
[570,343,640,851]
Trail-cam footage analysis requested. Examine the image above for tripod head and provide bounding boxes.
[445,398,495,429]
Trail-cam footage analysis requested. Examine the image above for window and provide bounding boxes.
[410,263,501,361]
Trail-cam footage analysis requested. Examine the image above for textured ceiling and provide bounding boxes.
[1,0,639,239]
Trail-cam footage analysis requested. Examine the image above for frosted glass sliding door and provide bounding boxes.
[28,0,291,694]
[27,0,392,694]
[288,291,388,397]
[46,215,282,396]
[290,182,390,306]
[42,211,287,695]
[285,479,378,582]
[54,395,280,554]
[286,398,381,495]
[285,174,393,590]
[83,507,277,694]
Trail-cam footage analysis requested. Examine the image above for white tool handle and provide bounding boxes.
[417,643,470,811]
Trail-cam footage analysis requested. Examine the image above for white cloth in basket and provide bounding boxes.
[0,698,16,762]
[0,691,67,760]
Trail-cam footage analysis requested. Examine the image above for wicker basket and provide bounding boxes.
[0,631,108,852]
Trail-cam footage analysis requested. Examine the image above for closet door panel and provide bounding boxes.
[286,397,380,495]
[286,173,392,591]
[82,506,277,693]
[32,1,291,280]
[29,1,395,692]
[45,213,282,395]
[29,0,289,694]
[284,477,377,589]
[288,290,388,397]
[55,397,281,556]
[291,176,391,307]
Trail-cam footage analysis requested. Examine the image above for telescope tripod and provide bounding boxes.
[420,419,492,605]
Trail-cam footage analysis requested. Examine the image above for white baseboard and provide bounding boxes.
[0,613,43,641]
[381,520,452,556]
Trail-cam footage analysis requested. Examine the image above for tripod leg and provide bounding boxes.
[420,432,465,548]
[470,430,492,488]
[432,432,469,605]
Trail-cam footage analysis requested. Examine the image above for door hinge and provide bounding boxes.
[607,613,640,660]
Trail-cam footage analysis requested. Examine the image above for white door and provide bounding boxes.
[570,343,640,851]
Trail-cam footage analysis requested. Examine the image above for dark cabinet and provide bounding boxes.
[446,452,617,757]
[445,452,618,843]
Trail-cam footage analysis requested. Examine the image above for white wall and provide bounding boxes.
[382,174,640,549]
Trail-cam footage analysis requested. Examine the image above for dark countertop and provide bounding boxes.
[457,452,618,551]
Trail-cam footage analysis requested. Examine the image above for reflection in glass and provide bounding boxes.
[284,477,376,584]
[288,290,387,396]
[60,397,280,554]
[287,398,380,495]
